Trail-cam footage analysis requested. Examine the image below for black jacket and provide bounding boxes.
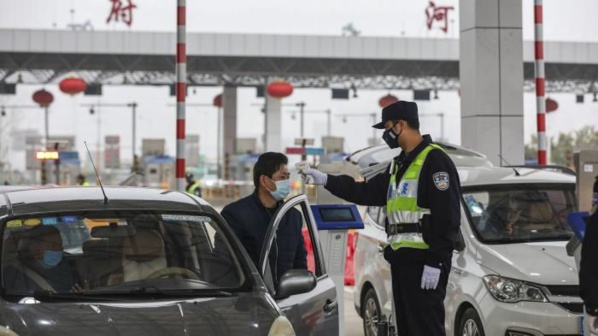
[221,192,307,281]
[581,210,598,316]
[325,135,461,268]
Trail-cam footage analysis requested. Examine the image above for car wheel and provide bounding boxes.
[458,308,485,336]
[361,288,381,336]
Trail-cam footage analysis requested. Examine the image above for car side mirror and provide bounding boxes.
[275,269,316,300]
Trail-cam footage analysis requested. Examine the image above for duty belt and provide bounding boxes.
[386,223,420,235]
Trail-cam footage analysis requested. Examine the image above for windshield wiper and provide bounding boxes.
[31,290,124,302]
[128,286,234,297]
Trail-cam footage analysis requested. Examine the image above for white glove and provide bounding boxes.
[587,313,598,335]
[421,265,441,290]
[301,168,328,186]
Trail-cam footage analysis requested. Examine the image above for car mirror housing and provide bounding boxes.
[275,269,316,300]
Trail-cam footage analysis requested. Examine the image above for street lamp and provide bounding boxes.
[80,102,138,163]
[285,103,333,138]
[337,113,377,145]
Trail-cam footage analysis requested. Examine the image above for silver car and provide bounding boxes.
[0,186,338,335]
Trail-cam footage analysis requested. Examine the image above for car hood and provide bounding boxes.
[0,294,279,336]
[477,241,578,286]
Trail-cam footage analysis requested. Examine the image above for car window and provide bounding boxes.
[262,202,321,295]
[366,206,380,224]
[1,210,246,298]
[462,184,575,244]
[377,206,387,229]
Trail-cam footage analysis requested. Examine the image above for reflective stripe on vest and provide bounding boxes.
[386,143,443,250]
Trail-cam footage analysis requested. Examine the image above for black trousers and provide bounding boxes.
[384,249,451,336]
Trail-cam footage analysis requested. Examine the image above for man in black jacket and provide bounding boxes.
[220,152,307,283]
[302,101,460,335]
[580,177,598,334]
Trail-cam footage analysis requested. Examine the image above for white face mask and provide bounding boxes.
[122,257,167,282]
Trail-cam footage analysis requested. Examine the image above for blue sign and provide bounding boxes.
[305,147,325,156]
[59,151,79,161]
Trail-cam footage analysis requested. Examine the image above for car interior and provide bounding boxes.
[1,212,245,296]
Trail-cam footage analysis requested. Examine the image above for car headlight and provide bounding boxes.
[482,275,547,303]
[268,316,296,336]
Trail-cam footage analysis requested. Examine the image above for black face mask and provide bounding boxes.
[382,124,402,149]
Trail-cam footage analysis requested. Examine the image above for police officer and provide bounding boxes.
[580,176,598,335]
[302,100,461,335]
[185,173,202,197]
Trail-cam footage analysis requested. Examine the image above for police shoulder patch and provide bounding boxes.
[433,172,450,191]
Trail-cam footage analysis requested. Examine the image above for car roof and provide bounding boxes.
[349,142,493,169]
[458,166,575,188]
[0,186,214,217]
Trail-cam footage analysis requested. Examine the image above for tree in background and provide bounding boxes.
[525,126,598,167]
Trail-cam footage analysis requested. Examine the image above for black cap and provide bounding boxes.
[372,100,419,129]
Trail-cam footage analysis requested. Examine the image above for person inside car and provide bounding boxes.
[479,193,523,239]
[104,228,168,285]
[4,225,79,293]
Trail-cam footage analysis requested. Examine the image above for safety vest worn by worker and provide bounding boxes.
[386,143,443,250]
[81,182,90,186]
[186,183,200,195]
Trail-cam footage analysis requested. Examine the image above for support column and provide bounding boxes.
[264,87,282,152]
[223,86,237,158]
[460,0,524,166]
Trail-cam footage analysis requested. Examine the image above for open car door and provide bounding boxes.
[259,194,339,336]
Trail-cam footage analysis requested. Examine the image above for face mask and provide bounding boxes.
[267,178,291,201]
[382,123,402,149]
[40,250,63,269]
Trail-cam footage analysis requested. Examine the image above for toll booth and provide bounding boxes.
[143,155,175,188]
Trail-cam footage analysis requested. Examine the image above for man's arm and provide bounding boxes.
[422,150,461,268]
[324,169,390,206]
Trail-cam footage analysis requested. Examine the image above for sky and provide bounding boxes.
[1,0,598,171]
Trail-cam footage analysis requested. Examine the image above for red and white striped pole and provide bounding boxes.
[176,0,186,191]
[534,0,547,165]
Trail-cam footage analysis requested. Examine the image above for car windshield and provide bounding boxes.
[1,210,246,298]
[462,184,575,244]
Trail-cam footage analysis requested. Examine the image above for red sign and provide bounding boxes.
[285,147,305,155]
[425,1,454,34]
[106,0,137,27]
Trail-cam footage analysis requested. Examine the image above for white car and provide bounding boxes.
[353,163,583,336]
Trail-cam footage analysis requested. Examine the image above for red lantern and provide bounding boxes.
[213,94,223,108]
[546,98,558,113]
[59,77,87,96]
[379,94,398,108]
[267,81,293,98]
[32,89,54,107]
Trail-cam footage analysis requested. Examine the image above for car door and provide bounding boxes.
[259,194,339,336]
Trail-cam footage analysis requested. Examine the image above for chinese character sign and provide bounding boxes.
[106,0,137,27]
[425,1,454,34]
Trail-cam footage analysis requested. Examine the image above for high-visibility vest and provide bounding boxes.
[386,144,443,250]
[187,183,201,196]
[81,181,90,186]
